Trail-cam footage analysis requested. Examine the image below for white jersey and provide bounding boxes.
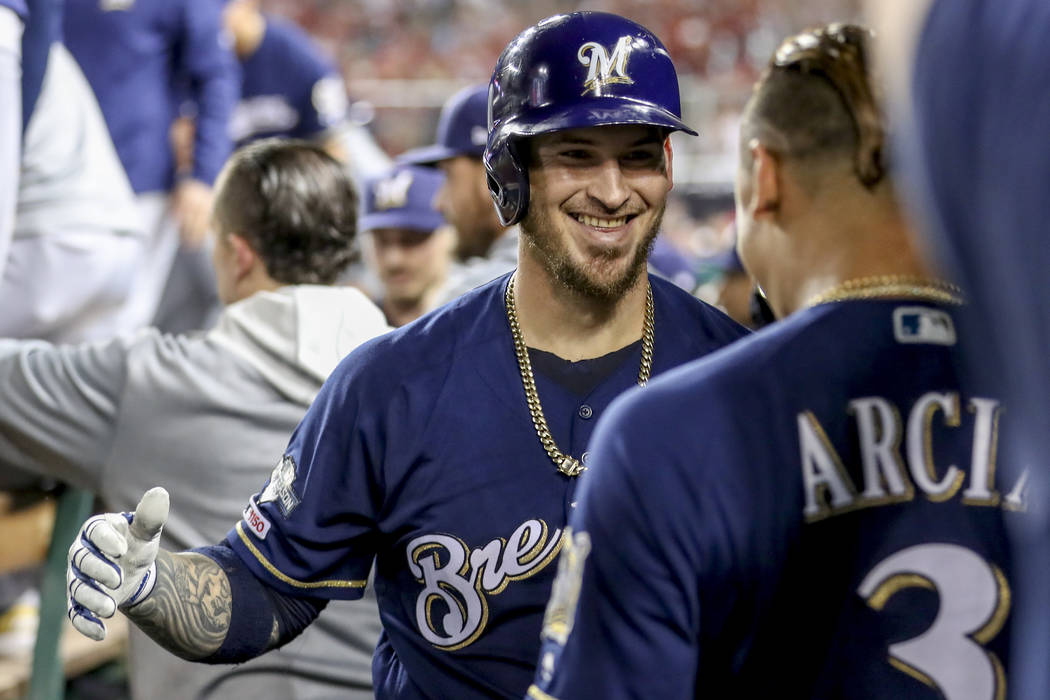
[15,43,142,240]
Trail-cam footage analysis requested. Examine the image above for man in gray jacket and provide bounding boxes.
[0,140,390,699]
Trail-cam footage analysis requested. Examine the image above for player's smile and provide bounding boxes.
[564,209,642,254]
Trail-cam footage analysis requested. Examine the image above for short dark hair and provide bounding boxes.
[743,24,885,188]
[212,139,359,285]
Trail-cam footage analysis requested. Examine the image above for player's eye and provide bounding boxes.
[558,149,594,161]
[621,148,662,166]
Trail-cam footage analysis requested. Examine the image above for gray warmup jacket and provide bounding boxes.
[0,285,391,700]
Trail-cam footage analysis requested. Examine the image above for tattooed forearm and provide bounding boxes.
[122,551,234,660]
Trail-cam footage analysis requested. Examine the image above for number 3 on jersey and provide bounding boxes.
[858,543,1010,700]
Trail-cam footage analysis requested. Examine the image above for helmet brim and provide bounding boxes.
[499,99,699,140]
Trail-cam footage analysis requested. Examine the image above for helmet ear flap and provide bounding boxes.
[484,136,529,226]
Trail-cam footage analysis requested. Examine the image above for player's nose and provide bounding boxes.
[586,159,631,212]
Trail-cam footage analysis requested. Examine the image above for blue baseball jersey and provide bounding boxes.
[62,0,238,192]
[905,4,1050,695]
[225,273,747,700]
[531,299,1020,700]
[0,0,26,16]
[230,15,348,147]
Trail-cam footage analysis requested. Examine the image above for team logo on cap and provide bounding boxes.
[374,170,414,211]
[577,36,635,95]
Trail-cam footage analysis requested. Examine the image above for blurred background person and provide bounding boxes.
[694,224,774,329]
[63,0,239,335]
[869,0,1050,696]
[3,0,143,344]
[399,83,519,303]
[0,0,22,277]
[0,0,145,659]
[696,240,754,328]
[362,164,455,327]
[219,0,391,181]
[0,140,388,699]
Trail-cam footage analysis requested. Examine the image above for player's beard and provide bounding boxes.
[519,203,663,304]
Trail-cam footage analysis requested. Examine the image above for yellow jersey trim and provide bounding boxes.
[235,521,367,589]
[527,684,561,700]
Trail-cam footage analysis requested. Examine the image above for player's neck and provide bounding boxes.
[783,218,933,316]
[511,254,649,362]
[233,272,283,305]
[384,286,440,328]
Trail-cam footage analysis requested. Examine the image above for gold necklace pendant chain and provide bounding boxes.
[505,276,655,478]
[805,275,965,308]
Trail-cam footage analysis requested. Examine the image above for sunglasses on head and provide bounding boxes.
[772,23,885,187]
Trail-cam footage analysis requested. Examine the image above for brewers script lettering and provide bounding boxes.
[407,519,563,651]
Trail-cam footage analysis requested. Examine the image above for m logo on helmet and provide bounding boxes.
[577,36,635,95]
[374,170,414,211]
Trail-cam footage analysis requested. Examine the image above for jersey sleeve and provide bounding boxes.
[528,394,712,700]
[225,342,389,601]
[0,336,128,491]
[177,0,238,185]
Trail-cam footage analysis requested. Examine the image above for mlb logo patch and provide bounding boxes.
[893,307,957,346]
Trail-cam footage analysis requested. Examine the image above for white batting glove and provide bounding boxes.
[66,487,169,641]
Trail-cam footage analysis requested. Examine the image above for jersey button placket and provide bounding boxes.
[578,404,593,419]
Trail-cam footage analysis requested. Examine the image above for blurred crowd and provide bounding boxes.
[267,0,861,177]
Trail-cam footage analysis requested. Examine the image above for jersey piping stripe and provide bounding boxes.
[235,521,367,589]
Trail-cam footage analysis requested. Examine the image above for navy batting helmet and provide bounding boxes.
[484,12,698,226]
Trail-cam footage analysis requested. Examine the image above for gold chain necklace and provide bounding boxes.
[505,276,654,477]
[805,275,964,308]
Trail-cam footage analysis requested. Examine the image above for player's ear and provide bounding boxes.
[663,136,674,188]
[228,233,258,281]
[749,141,781,219]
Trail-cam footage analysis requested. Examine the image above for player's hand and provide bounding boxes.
[170,179,214,248]
[66,487,169,641]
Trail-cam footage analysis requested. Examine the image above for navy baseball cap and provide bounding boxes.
[360,165,447,234]
[398,84,489,166]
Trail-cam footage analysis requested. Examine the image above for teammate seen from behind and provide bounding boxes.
[2,140,388,699]
[64,13,747,700]
[529,24,1019,700]
[362,164,456,327]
